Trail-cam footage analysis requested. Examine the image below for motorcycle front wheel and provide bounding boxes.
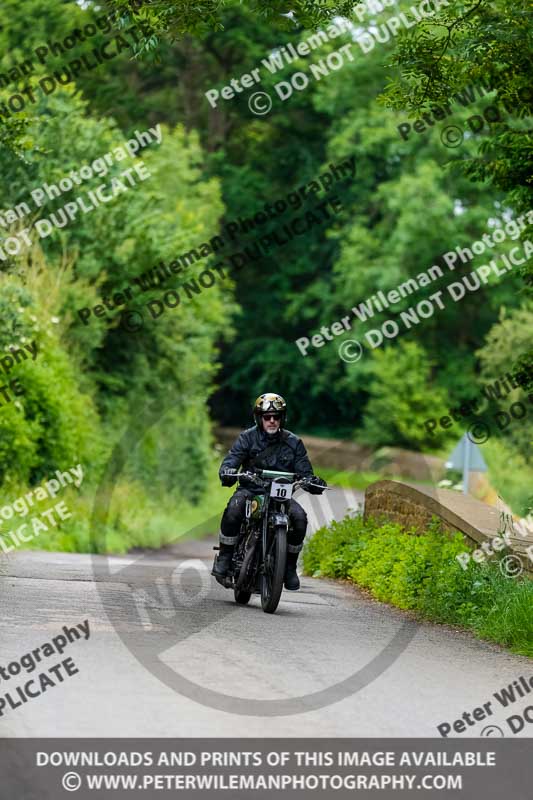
[234,587,251,604]
[261,525,287,614]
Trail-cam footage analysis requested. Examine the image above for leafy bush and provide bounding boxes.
[360,342,454,450]
[0,268,104,489]
[303,514,533,657]
[0,91,236,540]
[0,454,230,556]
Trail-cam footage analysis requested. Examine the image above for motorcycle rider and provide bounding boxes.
[212,393,326,591]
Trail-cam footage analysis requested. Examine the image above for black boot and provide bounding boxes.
[284,550,300,591]
[212,544,234,579]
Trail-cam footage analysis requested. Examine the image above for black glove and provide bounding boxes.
[239,474,260,491]
[305,475,327,494]
[220,468,238,487]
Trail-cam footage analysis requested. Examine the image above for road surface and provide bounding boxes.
[1,487,531,737]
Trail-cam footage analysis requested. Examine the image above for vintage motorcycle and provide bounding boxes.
[213,469,326,614]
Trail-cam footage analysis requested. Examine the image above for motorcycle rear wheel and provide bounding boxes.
[261,525,287,614]
[234,527,257,603]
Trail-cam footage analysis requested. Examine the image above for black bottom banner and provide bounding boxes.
[0,738,530,799]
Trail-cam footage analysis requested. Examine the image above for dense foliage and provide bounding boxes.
[303,513,533,656]
[0,0,530,544]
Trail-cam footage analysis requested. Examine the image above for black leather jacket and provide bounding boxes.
[219,427,314,484]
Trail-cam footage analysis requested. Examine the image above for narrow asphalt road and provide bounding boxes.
[1,487,531,737]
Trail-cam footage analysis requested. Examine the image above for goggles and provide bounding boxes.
[259,396,284,411]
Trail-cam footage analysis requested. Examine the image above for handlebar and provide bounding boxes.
[229,471,327,492]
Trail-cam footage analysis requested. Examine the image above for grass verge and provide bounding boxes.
[0,459,229,555]
[319,468,386,490]
[303,514,533,658]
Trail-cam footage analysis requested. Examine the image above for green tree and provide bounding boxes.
[198,5,516,436]
[476,303,533,463]
[0,83,236,502]
[360,341,452,449]
[0,253,103,489]
[383,0,533,394]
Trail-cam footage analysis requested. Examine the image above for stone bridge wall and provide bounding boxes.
[364,480,533,576]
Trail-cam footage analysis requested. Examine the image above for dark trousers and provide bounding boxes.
[219,489,308,553]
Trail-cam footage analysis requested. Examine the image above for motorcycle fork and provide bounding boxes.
[262,498,289,568]
[261,496,271,569]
